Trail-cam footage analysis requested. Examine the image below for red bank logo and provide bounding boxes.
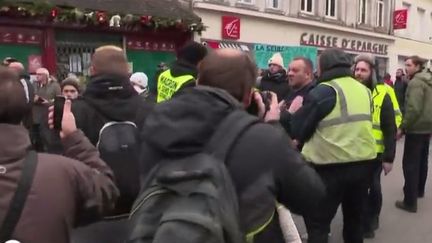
[222,16,240,40]
[393,9,408,30]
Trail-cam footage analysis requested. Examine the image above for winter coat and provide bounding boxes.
[0,125,119,243]
[259,69,290,101]
[402,70,432,134]
[138,86,326,243]
[394,76,408,114]
[71,74,153,145]
[32,80,61,124]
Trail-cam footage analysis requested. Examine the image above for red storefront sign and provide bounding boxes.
[126,37,176,51]
[393,9,408,30]
[0,27,42,45]
[222,16,240,40]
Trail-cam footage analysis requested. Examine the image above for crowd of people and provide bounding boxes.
[0,41,431,243]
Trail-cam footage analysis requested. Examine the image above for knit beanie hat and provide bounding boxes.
[354,54,378,86]
[268,53,284,68]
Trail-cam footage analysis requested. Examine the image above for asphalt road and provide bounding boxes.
[293,139,432,243]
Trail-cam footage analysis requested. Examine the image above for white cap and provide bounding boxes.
[130,72,148,88]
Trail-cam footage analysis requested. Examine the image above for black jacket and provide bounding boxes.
[394,77,408,113]
[376,93,397,163]
[72,74,153,145]
[280,81,316,135]
[259,70,290,101]
[155,60,197,96]
[139,86,325,243]
[20,73,35,129]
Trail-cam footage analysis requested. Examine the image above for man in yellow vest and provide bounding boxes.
[290,48,377,243]
[156,42,208,103]
[353,54,398,239]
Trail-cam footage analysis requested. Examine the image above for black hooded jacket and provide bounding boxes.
[72,74,153,145]
[258,69,290,101]
[139,86,326,243]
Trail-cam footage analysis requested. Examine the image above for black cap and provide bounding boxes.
[177,41,208,66]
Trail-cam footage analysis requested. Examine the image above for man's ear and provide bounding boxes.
[89,66,96,76]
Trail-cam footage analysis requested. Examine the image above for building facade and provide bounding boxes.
[0,0,202,90]
[193,0,398,77]
[391,0,432,76]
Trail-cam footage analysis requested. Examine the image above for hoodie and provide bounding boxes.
[139,86,325,243]
[72,74,153,145]
[402,69,432,133]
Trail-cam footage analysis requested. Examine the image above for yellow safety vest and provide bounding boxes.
[302,77,377,164]
[383,84,402,128]
[372,84,401,153]
[157,69,194,103]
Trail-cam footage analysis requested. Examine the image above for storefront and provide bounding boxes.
[388,38,432,76]
[195,6,394,76]
[0,0,203,88]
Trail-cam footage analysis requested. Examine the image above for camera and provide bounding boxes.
[247,91,272,116]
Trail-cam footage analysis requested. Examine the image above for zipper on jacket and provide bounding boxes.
[129,189,169,217]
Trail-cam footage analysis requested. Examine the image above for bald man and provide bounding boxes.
[134,48,325,243]
[70,45,153,243]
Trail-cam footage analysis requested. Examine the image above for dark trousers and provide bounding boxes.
[363,160,383,231]
[30,124,44,152]
[305,161,374,243]
[403,134,431,207]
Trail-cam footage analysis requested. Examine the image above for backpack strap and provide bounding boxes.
[0,151,38,242]
[206,110,259,161]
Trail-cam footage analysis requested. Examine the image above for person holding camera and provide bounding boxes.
[136,48,325,243]
[0,67,118,243]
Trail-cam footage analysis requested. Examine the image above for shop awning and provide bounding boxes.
[18,0,201,22]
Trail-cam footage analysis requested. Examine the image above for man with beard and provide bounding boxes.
[259,53,290,101]
[353,54,397,239]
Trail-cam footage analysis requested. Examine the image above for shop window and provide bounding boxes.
[325,0,337,18]
[358,0,368,24]
[267,0,280,9]
[301,0,314,14]
[376,0,385,27]
[237,0,253,4]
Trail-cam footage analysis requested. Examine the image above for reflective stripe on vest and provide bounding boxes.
[384,84,402,128]
[302,77,377,164]
[372,84,387,153]
[245,209,275,243]
[318,81,372,128]
[156,70,194,103]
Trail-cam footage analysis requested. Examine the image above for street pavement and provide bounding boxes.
[293,139,432,243]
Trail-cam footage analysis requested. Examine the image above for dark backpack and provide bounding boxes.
[97,120,141,216]
[127,110,258,243]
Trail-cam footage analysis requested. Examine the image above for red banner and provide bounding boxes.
[222,16,240,40]
[0,27,42,45]
[126,37,176,51]
[394,9,408,30]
